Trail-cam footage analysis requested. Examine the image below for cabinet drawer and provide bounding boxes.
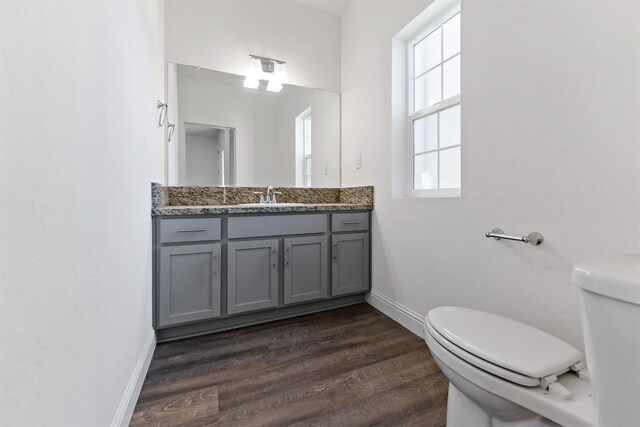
[332,213,369,232]
[160,218,221,243]
[228,214,327,239]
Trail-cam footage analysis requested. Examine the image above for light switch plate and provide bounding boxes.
[356,154,362,169]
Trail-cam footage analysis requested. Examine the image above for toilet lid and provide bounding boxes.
[427,307,583,382]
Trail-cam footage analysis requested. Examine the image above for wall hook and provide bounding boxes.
[157,101,168,127]
[167,122,175,142]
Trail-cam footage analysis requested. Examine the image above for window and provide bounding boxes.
[303,115,312,187]
[408,8,460,196]
[295,107,312,187]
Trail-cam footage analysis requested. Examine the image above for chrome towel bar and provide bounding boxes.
[485,228,544,246]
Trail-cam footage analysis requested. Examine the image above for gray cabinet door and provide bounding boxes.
[331,233,370,296]
[284,236,328,304]
[227,239,279,314]
[159,243,221,327]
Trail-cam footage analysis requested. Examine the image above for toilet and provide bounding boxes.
[423,254,640,427]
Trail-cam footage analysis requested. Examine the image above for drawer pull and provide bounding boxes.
[342,220,362,225]
[177,228,207,233]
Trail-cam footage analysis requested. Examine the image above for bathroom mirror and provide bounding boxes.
[166,63,341,187]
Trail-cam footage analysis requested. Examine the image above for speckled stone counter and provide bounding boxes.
[151,183,373,216]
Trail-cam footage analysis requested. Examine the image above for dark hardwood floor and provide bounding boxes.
[131,303,448,427]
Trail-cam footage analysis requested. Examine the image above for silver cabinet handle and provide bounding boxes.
[272,246,277,268]
[212,253,219,275]
[342,220,362,225]
[177,228,207,233]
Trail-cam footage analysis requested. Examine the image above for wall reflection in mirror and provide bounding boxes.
[166,63,341,187]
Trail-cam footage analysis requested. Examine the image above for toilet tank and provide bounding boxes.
[572,255,640,427]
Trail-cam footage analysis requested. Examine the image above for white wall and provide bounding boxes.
[165,0,341,92]
[275,87,341,187]
[253,92,281,185]
[341,0,640,351]
[0,1,165,425]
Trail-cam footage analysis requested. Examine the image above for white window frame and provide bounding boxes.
[302,114,312,187]
[407,5,461,198]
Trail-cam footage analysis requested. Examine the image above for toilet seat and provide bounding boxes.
[424,325,596,427]
[426,307,584,390]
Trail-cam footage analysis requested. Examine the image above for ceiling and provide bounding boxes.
[185,125,222,139]
[292,0,352,16]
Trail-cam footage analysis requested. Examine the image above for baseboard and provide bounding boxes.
[111,331,156,427]
[366,290,426,338]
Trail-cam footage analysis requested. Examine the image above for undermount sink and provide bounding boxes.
[237,203,305,208]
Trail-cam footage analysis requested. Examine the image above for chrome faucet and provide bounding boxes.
[253,185,280,204]
[266,185,273,203]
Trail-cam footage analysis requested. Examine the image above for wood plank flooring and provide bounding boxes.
[131,303,448,427]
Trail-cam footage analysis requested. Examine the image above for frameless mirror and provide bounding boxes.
[166,63,341,187]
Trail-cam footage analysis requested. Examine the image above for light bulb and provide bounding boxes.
[243,77,259,89]
[246,57,262,80]
[274,63,288,84]
[266,78,282,92]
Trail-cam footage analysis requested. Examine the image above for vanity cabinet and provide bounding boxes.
[158,243,221,327]
[227,239,279,314]
[284,236,328,304]
[331,233,370,296]
[153,211,371,341]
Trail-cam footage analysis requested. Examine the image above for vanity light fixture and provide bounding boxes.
[243,54,287,93]
[243,57,262,89]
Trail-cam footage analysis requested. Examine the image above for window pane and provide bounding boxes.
[425,66,442,107]
[414,152,438,190]
[440,104,460,148]
[414,29,441,76]
[443,13,460,59]
[414,74,425,111]
[304,118,311,155]
[440,147,461,188]
[443,55,460,99]
[305,175,311,187]
[413,114,438,153]
[414,66,441,111]
[304,137,311,155]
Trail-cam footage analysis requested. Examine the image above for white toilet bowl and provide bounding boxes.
[424,308,595,427]
[424,254,640,427]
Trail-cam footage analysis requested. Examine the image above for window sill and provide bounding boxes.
[405,188,461,198]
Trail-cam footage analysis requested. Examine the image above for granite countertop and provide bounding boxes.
[151,183,374,216]
[152,203,372,216]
